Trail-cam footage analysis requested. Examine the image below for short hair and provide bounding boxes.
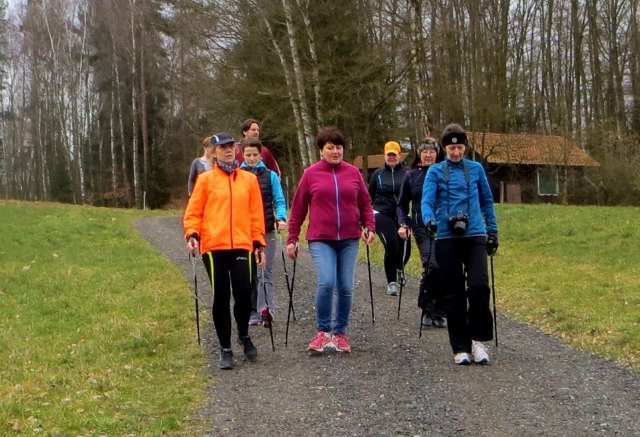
[240,136,262,153]
[241,118,260,135]
[316,126,346,149]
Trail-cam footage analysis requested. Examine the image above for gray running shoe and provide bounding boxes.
[454,352,471,365]
[386,282,399,296]
[219,348,234,370]
[421,314,433,327]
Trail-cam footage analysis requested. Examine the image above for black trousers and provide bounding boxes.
[202,249,254,349]
[375,213,411,283]
[435,236,493,353]
[414,226,446,317]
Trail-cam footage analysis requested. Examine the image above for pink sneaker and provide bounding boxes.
[307,332,333,352]
[332,334,351,353]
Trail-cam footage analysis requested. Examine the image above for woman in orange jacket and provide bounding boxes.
[184,132,266,370]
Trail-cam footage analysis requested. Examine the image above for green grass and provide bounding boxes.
[362,203,640,370]
[0,200,209,436]
[1,201,638,435]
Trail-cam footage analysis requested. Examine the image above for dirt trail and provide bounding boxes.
[137,216,639,437]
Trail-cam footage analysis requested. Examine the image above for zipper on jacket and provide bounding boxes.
[333,168,341,239]
[228,174,234,248]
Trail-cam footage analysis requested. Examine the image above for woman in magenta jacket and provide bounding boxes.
[286,127,375,354]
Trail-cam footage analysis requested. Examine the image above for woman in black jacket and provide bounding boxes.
[396,138,446,327]
[368,141,411,296]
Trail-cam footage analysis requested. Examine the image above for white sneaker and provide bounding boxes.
[454,352,471,365]
[386,282,399,296]
[472,340,490,364]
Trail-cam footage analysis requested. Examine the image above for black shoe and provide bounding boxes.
[433,316,447,328]
[238,336,258,361]
[219,348,234,370]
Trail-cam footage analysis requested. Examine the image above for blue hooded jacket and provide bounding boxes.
[421,158,497,239]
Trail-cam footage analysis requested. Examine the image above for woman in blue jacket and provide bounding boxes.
[421,124,499,365]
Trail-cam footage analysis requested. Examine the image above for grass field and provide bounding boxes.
[0,201,208,436]
[1,200,638,435]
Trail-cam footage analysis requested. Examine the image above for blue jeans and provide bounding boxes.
[308,239,359,335]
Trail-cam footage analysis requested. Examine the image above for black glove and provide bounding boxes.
[487,233,499,256]
[425,220,438,238]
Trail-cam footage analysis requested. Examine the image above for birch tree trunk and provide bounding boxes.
[258,4,309,169]
[294,0,323,129]
[130,0,141,208]
[282,0,315,164]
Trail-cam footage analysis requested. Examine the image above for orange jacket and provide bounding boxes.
[183,165,266,254]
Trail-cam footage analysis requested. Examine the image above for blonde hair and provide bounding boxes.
[202,136,213,150]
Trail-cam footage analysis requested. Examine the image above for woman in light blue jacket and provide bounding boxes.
[421,123,499,365]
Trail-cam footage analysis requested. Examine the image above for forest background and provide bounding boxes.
[1,0,639,208]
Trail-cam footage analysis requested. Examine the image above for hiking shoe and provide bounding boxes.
[260,306,274,328]
[332,334,352,353]
[454,352,471,365]
[432,316,447,328]
[421,314,433,327]
[472,340,490,364]
[307,331,333,352]
[237,336,258,361]
[386,282,399,296]
[249,311,261,326]
[219,348,234,370]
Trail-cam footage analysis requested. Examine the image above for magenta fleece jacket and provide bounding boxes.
[287,159,375,244]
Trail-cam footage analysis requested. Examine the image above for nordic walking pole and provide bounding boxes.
[190,253,201,345]
[260,268,275,351]
[285,242,298,347]
[280,234,297,321]
[365,229,375,324]
[419,237,434,339]
[397,233,410,320]
[490,255,498,347]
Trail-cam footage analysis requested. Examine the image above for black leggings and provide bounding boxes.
[414,226,445,317]
[202,249,254,349]
[375,213,411,283]
[435,236,493,353]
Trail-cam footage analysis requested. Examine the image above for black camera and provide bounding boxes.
[448,211,469,236]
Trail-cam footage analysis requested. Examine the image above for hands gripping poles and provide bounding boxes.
[397,237,409,320]
[189,254,201,345]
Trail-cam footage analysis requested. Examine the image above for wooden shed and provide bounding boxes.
[467,132,600,203]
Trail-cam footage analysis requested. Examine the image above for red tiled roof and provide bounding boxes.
[468,132,599,167]
[352,153,409,169]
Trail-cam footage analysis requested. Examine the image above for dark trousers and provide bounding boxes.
[435,236,493,353]
[414,226,446,317]
[375,213,411,283]
[202,249,254,349]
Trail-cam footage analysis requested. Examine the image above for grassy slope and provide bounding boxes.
[368,203,639,369]
[0,201,208,436]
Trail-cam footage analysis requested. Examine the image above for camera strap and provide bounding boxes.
[444,159,471,218]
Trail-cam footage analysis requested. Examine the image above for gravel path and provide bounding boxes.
[137,216,639,437]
